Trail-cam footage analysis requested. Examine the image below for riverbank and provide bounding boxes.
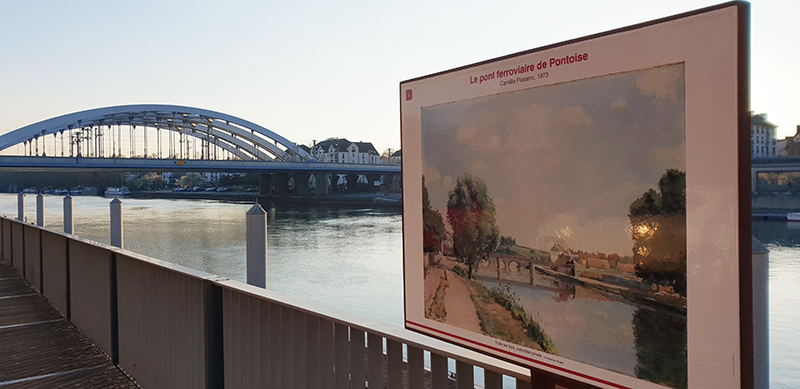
[752,209,800,221]
[532,265,686,314]
[130,190,402,208]
[424,258,556,353]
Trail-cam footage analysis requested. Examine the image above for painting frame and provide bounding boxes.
[400,2,752,389]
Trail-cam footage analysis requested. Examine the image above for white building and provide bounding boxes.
[310,138,381,164]
[751,113,778,159]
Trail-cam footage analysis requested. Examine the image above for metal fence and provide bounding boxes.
[0,215,531,389]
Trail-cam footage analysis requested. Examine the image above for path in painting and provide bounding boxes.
[442,270,482,332]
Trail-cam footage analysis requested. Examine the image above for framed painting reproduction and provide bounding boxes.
[401,2,752,388]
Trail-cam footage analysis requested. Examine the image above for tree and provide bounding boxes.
[447,174,499,278]
[132,173,167,191]
[629,169,687,296]
[178,172,204,188]
[422,177,446,253]
[499,235,516,247]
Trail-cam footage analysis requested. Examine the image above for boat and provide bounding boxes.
[788,213,800,222]
[53,189,69,195]
[105,187,132,198]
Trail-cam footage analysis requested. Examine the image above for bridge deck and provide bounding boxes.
[0,260,136,388]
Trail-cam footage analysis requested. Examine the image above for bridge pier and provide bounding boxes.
[294,173,310,196]
[389,173,402,192]
[274,173,289,195]
[346,174,358,193]
[315,173,330,197]
[367,174,381,193]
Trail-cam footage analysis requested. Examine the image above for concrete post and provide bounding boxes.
[110,198,123,248]
[17,192,25,221]
[246,203,268,288]
[64,195,74,234]
[752,237,769,388]
[36,193,45,227]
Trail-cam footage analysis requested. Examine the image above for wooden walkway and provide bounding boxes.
[0,260,137,388]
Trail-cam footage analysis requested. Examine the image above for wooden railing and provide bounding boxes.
[0,215,531,388]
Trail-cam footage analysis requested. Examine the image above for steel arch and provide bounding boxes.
[0,104,310,161]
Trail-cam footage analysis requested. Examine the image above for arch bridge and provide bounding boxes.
[0,104,311,162]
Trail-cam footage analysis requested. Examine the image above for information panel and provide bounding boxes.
[401,3,751,388]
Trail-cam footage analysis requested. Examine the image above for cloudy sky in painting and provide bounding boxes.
[422,64,685,255]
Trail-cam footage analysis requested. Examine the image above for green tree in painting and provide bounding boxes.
[447,174,499,279]
[633,308,687,388]
[422,176,446,253]
[629,169,687,296]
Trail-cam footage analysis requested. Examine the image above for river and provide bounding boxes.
[0,194,797,388]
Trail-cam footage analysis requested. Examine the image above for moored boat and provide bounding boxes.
[105,187,132,198]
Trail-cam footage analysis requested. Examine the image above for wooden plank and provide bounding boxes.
[248,293,260,389]
[307,315,321,389]
[281,305,294,388]
[258,300,271,388]
[269,302,282,388]
[0,261,134,387]
[386,339,403,389]
[484,370,504,389]
[350,328,366,389]
[431,353,449,389]
[319,319,335,389]
[456,361,474,389]
[367,332,383,388]
[294,310,308,389]
[0,294,63,327]
[407,346,424,389]
[334,323,350,389]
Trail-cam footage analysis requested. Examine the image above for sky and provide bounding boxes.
[0,0,797,154]
[422,65,686,255]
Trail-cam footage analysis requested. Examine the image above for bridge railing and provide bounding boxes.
[0,215,531,389]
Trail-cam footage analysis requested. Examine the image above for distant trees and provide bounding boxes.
[220,173,260,188]
[178,172,204,188]
[447,174,499,279]
[629,169,687,296]
[422,177,446,253]
[499,236,516,247]
[131,173,167,191]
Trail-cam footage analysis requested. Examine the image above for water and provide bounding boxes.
[472,259,686,387]
[0,194,405,325]
[1,194,797,388]
[752,220,800,389]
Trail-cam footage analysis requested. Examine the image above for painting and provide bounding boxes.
[420,64,687,388]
